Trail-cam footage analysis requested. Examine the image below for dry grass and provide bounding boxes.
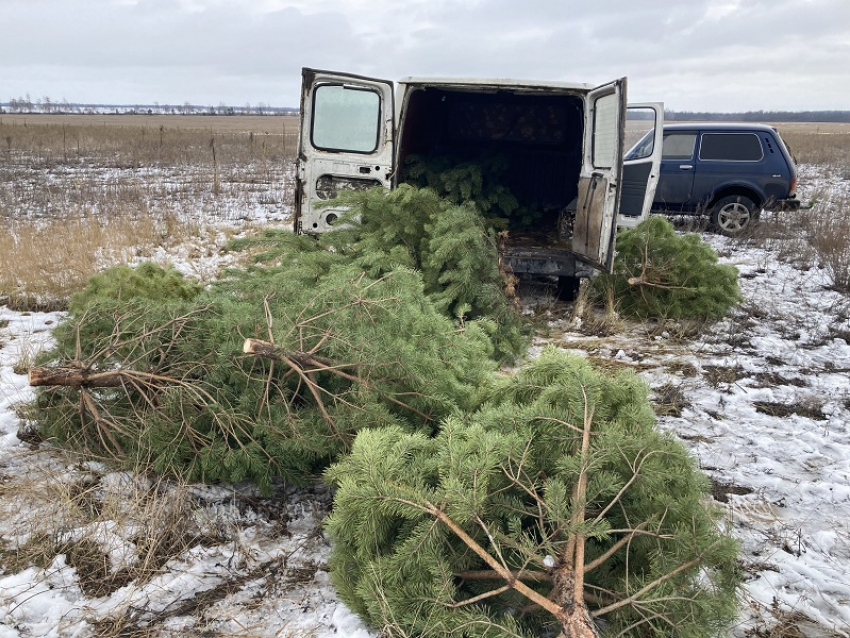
[10,330,41,375]
[0,115,297,308]
[775,122,850,175]
[754,195,850,293]
[783,133,850,175]
[745,604,848,638]
[569,279,626,337]
[807,200,850,292]
[0,114,298,167]
[753,399,827,421]
[0,445,255,605]
[0,213,207,308]
[714,123,850,292]
[652,382,689,417]
[0,113,300,133]
[0,440,333,635]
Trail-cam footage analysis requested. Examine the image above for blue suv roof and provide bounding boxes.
[663,122,778,133]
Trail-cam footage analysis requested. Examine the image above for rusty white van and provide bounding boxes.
[294,67,662,282]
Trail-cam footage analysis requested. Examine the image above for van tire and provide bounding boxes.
[710,195,757,236]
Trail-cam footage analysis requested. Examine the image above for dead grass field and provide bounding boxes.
[0,113,300,134]
[0,114,299,168]
[622,120,850,167]
[773,121,850,135]
[0,115,297,308]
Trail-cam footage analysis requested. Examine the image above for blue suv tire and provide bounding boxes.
[710,195,758,236]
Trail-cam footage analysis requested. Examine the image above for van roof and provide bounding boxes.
[398,77,596,92]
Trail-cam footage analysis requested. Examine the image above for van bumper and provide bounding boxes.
[500,247,596,278]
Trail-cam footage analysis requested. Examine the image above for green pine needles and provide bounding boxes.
[34,256,500,490]
[67,261,202,314]
[321,184,529,359]
[325,348,741,637]
[595,217,741,319]
[32,190,528,490]
[403,153,520,225]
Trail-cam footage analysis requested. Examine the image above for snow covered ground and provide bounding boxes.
[1,167,849,637]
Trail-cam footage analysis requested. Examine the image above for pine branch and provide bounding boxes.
[455,569,551,583]
[242,338,433,422]
[590,447,662,525]
[382,495,570,623]
[583,523,648,574]
[446,584,511,609]
[80,390,126,457]
[591,556,703,617]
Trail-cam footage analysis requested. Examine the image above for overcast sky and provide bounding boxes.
[2,0,848,112]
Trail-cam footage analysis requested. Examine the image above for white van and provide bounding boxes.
[294,68,662,279]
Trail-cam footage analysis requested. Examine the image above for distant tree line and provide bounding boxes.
[666,110,850,123]
[0,95,298,116]
[4,94,848,123]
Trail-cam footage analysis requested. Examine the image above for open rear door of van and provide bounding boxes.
[295,68,395,235]
[572,78,626,272]
[617,103,664,228]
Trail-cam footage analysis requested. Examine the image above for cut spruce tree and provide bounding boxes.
[594,216,742,320]
[31,259,500,490]
[325,348,741,638]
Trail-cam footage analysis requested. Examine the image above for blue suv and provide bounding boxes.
[625,123,800,234]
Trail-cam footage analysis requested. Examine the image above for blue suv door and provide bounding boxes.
[655,131,698,211]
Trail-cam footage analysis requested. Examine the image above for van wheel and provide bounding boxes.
[710,196,757,236]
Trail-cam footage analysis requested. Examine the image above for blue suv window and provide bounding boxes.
[699,133,763,162]
[662,133,697,160]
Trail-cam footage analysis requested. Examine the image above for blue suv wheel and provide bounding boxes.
[710,195,758,235]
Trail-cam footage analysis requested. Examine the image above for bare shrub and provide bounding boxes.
[757,195,850,292]
[808,195,850,292]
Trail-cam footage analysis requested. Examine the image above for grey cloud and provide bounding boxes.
[1,0,847,110]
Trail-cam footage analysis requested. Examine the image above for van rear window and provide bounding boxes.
[312,84,381,154]
[699,133,763,161]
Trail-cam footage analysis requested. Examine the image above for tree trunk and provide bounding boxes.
[243,339,349,371]
[242,338,280,358]
[562,605,600,638]
[29,366,125,388]
[551,568,600,638]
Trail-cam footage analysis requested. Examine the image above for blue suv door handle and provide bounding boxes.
[679,165,694,170]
